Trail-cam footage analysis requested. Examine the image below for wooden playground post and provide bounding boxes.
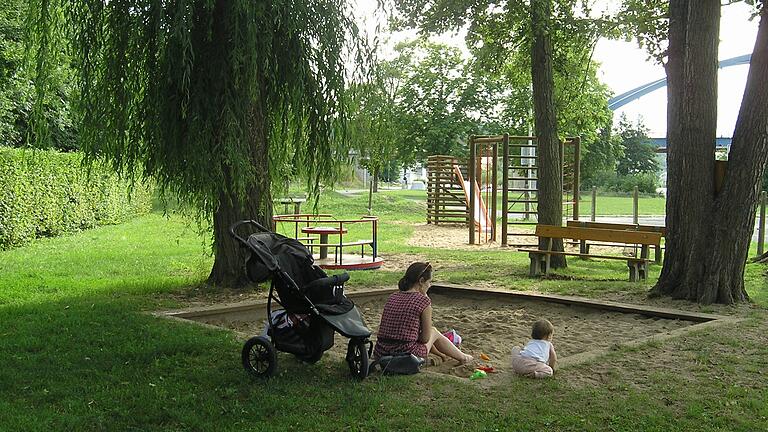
[502,134,510,246]
[469,136,476,245]
[432,163,438,225]
[525,136,533,219]
[759,190,766,255]
[491,142,498,242]
[591,187,597,222]
[633,186,639,225]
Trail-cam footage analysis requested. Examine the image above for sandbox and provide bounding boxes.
[159,284,730,380]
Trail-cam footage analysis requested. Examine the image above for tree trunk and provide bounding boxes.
[688,4,768,303]
[653,0,689,294]
[530,0,565,268]
[208,100,272,287]
[651,0,719,299]
[373,167,379,193]
[653,1,768,304]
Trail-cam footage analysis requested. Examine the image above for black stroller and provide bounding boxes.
[229,220,373,379]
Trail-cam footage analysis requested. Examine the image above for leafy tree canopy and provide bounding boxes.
[615,114,660,176]
[27,0,363,216]
[388,0,614,157]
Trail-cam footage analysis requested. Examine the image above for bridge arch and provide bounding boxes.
[607,54,751,110]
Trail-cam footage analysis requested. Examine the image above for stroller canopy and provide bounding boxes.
[245,232,353,314]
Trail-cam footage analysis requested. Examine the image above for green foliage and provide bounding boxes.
[615,115,660,176]
[616,0,669,63]
[581,127,623,186]
[0,0,76,150]
[348,59,401,178]
[27,0,363,217]
[588,170,660,194]
[388,1,614,157]
[391,39,480,163]
[0,147,151,249]
[583,116,660,192]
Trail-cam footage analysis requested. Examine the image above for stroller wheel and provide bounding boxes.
[346,339,369,380]
[242,336,277,378]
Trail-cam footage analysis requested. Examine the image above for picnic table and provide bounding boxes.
[301,226,348,259]
[276,197,306,215]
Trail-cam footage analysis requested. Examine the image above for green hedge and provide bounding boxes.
[0,148,152,249]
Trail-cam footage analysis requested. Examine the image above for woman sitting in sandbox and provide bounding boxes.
[373,262,473,364]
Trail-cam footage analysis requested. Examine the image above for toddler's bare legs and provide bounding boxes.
[511,346,553,378]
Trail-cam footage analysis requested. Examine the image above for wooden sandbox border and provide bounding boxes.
[154,284,741,377]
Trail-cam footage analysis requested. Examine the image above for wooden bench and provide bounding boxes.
[518,225,663,282]
[566,220,666,264]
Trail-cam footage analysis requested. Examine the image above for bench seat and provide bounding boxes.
[304,240,375,263]
[520,225,662,282]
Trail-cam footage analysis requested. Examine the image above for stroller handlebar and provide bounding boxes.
[229,220,270,244]
[304,272,350,292]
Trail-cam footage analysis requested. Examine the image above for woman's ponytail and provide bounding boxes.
[398,262,432,291]
[397,277,409,291]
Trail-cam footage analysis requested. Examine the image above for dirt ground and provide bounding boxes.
[406,223,537,249]
[215,290,694,380]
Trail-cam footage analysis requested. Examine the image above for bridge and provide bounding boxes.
[607,54,751,110]
[609,54,750,148]
[650,137,733,148]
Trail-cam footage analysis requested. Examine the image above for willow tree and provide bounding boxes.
[27,1,361,286]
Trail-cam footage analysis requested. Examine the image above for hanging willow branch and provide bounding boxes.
[27,0,364,215]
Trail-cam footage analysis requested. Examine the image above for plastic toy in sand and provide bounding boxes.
[443,329,462,346]
[469,369,488,380]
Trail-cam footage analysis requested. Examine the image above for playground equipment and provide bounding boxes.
[426,135,581,246]
[426,155,470,226]
[453,165,492,240]
[272,214,383,270]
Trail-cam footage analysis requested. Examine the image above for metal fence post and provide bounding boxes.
[591,186,597,222]
[633,186,639,225]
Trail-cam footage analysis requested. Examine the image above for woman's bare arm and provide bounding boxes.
[418,305,433,343]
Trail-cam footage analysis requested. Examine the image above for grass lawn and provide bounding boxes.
[1,190,766,431]
[366,188,669,217]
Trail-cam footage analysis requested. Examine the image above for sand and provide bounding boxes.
[219,290,694,380]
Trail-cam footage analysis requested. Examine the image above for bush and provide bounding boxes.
[616,173,659,194]
[0,148,152,249]
[583,170,659,194]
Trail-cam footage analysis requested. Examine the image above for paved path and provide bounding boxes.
[577,216,764,243]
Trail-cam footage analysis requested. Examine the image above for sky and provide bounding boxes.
[595,2,759,137]
[355,1,760,138]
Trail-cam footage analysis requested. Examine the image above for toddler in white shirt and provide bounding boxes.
[510,319,557,378]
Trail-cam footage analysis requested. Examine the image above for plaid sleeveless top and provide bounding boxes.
[373,291,431,359]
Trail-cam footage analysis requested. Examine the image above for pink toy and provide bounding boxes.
[443,329,462,346]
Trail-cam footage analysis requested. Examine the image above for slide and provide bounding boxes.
[453,165,492,235]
